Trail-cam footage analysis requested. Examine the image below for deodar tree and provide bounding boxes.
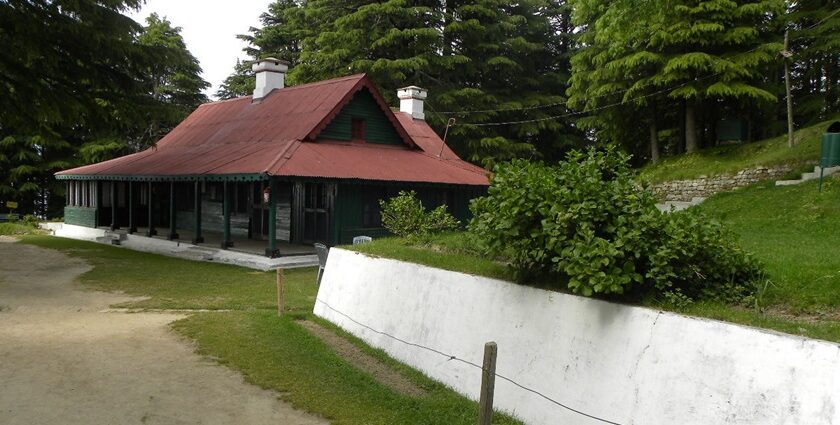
[568,0,783,158]
[0,1,208,216]
[220,0,583,167]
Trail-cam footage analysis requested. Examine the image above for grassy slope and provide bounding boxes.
[17,235,522,425]
[638,119,836,183]
[697,177,840,313]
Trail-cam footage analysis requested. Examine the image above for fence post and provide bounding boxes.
[276,267,285,316]
[479,341,497,425]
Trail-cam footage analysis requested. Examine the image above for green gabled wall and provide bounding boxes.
[320,89,403,145]
[65,206,98,228]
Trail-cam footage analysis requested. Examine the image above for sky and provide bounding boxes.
[128,0,273,99]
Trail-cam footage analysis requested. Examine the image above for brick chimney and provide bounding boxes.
[252,58,289,102]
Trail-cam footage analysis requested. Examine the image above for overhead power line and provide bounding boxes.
[803,6,840,31]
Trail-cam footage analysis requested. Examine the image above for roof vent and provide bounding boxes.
[397,86,427,120]
[252,58,289,102]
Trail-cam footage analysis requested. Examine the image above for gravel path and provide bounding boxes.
[0,236,328,425]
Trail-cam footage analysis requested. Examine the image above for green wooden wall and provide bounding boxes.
[65,206,98,228]
[319,89,403,145]
[332,183,485,245]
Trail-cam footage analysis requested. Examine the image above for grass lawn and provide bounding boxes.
[22,235,316,311]
[349,232,514,282]
[16,235,522,425]
[696,177,840,314]
[0,222,43,236]
[638,118,837,183]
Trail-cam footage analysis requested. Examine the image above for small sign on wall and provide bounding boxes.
[6,201,17,210]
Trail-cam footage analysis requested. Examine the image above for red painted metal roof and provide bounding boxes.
[57,74,488,186]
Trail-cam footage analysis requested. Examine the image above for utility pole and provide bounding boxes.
[783,30,795,148]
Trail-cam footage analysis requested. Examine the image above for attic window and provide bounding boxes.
[351,118,365,141]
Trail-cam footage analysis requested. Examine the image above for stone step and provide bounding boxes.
[95,236,122,245]
[775,166,840,186]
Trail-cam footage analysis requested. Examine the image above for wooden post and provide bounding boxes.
[266,179,277,257]
[147,181,156,237]
[784,29,795,148]
[128,181,136,233]
[478,341,497,425]
[276,267,285,316]
[168,181,178,240]
[192,180,203,244]
[109,181,118,231]
[222,181,232,248]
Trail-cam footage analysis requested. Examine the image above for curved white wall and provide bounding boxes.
[314,248,840,425]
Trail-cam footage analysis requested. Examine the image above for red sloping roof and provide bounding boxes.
[272,142,488,185]
[56,73,489,186]
[395,113,460,162]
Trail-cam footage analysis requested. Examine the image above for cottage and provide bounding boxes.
[55,59,489,256]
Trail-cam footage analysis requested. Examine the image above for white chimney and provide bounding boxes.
[252,57,289,101]
[397,86,427,120]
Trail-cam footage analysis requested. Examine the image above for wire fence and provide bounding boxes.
[315,298,624,425]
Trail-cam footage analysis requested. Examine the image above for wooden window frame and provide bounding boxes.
[351,118,365,142]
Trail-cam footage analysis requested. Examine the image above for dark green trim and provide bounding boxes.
[57,174,488,190]
[55,173,266,182]
[272,176,488,189]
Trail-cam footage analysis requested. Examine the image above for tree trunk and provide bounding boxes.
[677,100,686,154]
[685,102,698,153]
[649,121,660,164]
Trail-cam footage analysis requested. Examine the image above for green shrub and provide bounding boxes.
[380,191,459,239]
[21,214,39,227]
[469,147,762,301]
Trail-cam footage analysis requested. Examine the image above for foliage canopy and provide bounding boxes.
[469,148,762,300]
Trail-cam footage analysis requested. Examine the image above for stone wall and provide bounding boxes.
[649,165,792,201]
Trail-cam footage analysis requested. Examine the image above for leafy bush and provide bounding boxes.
[21,214,39,227]
[469,147,762,301]
[380,191,460,239]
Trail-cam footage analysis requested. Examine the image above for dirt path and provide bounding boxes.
[0,237,328,425]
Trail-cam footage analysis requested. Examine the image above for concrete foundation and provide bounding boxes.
[40,223,317,270]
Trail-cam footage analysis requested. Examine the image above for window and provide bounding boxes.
[351,118,365,141]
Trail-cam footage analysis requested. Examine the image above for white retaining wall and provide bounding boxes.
[314,248,840,425]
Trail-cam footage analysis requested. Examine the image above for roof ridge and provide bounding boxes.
[201,73,368,106]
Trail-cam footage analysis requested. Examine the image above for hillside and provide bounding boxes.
[639,119,838,183]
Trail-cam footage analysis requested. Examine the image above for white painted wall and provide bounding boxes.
[314,248,840,425]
